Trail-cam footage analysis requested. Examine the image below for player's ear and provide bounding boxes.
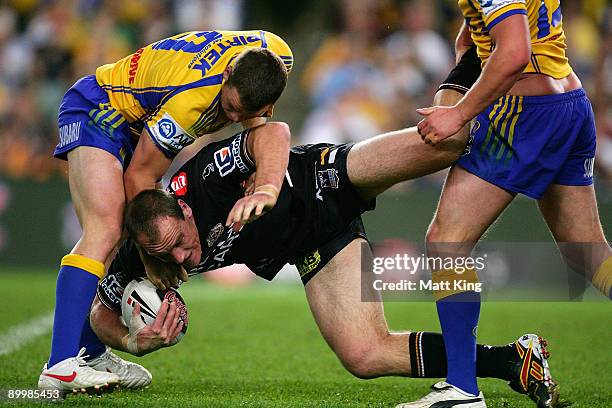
[263,105,274,118]
[222,64,233,83]
[177,199,192,219]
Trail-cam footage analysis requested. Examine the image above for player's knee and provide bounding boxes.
[425,218,445,244]
[426,217,468,244]
[72,223,122,263]
[81,222,122,248]
[337,342,380,379]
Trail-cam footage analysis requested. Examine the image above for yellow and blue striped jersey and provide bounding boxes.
[458,0,572,79]
[95,30,293,156]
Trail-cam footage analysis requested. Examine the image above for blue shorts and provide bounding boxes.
[54,75,137,169]
[457,89,596,199]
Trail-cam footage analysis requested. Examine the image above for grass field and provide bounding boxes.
[0,270,610,407]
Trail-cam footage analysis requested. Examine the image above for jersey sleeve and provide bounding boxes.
[145,82,223,158]
[479,0,527,31]
[166,129,256,200]
[145,100,197,158]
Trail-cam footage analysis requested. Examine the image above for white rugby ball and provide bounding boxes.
[121,278,188,344]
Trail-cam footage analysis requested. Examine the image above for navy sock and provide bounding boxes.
[436,291,481,396]
[48,263,100,367]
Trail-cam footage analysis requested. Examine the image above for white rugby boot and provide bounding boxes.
[38,347,120,395]
[396,382,486,408]
[87,347,152,389]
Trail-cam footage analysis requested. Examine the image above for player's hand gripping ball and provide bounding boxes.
[121,278,188,345]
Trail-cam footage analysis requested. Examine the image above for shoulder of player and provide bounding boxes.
[469,0,527,32]
[478,0,526,16]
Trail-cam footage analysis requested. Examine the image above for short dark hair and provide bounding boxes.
[125,190,184,242]
[226,48,288,113]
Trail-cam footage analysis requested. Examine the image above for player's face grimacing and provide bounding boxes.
[138,201,202,269]
[220,84,273,123]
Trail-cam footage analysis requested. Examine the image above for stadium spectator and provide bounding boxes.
[0,0,608,188]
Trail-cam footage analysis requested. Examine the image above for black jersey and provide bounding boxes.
[98,130,375,311]
[170,129,374,279]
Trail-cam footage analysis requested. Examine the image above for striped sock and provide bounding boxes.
[593,256,612,300]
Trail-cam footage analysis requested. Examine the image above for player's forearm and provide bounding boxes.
[125,131,173,201]
[249,122,291,192]
[455,16,530,122]
[455,47,527,122]
[124,171,159,202]
[90,297,131,354]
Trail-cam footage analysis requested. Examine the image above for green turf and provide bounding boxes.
[0,270,610,407]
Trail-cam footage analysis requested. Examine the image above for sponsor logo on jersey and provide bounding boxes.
[58,121,82,147]
[184,31,265,76]
[206,223,225,247]
[202,163,214,180]
[584,157,595,179]
[317,169,340,189]
[212,228,241,264]
[231,135,249,173]
[128,47,144,84]
[190,226,243,274]
[214,146,235,177]
[158,118,177,139]
[99,274,124,309]
[296,250,321,277]
[170,172,188,196]
[150,114,193,154]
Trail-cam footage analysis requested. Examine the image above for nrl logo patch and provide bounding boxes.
[206,223,225,247]
[317,169,339,189]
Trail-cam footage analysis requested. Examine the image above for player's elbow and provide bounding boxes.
[123,167,154,202]
[509,49,530,75]
[497,43,530,76]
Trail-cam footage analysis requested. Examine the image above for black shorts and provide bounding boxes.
[292,217,368,285]
[283,142,375,285]
[437,46,481,95]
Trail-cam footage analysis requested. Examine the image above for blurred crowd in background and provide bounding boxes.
[0,0,610,187]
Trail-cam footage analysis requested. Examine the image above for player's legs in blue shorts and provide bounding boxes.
[458,89,611,298]
[425,88,611,403]
[40,75,137,392]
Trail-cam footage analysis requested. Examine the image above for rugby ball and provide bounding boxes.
[121,278,188,344]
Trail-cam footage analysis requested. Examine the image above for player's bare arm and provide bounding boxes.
[226,122,291,226]
[417,14,530,144]
[90,295,183,356]
[124,130,173,201]
[124,131,190,290]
